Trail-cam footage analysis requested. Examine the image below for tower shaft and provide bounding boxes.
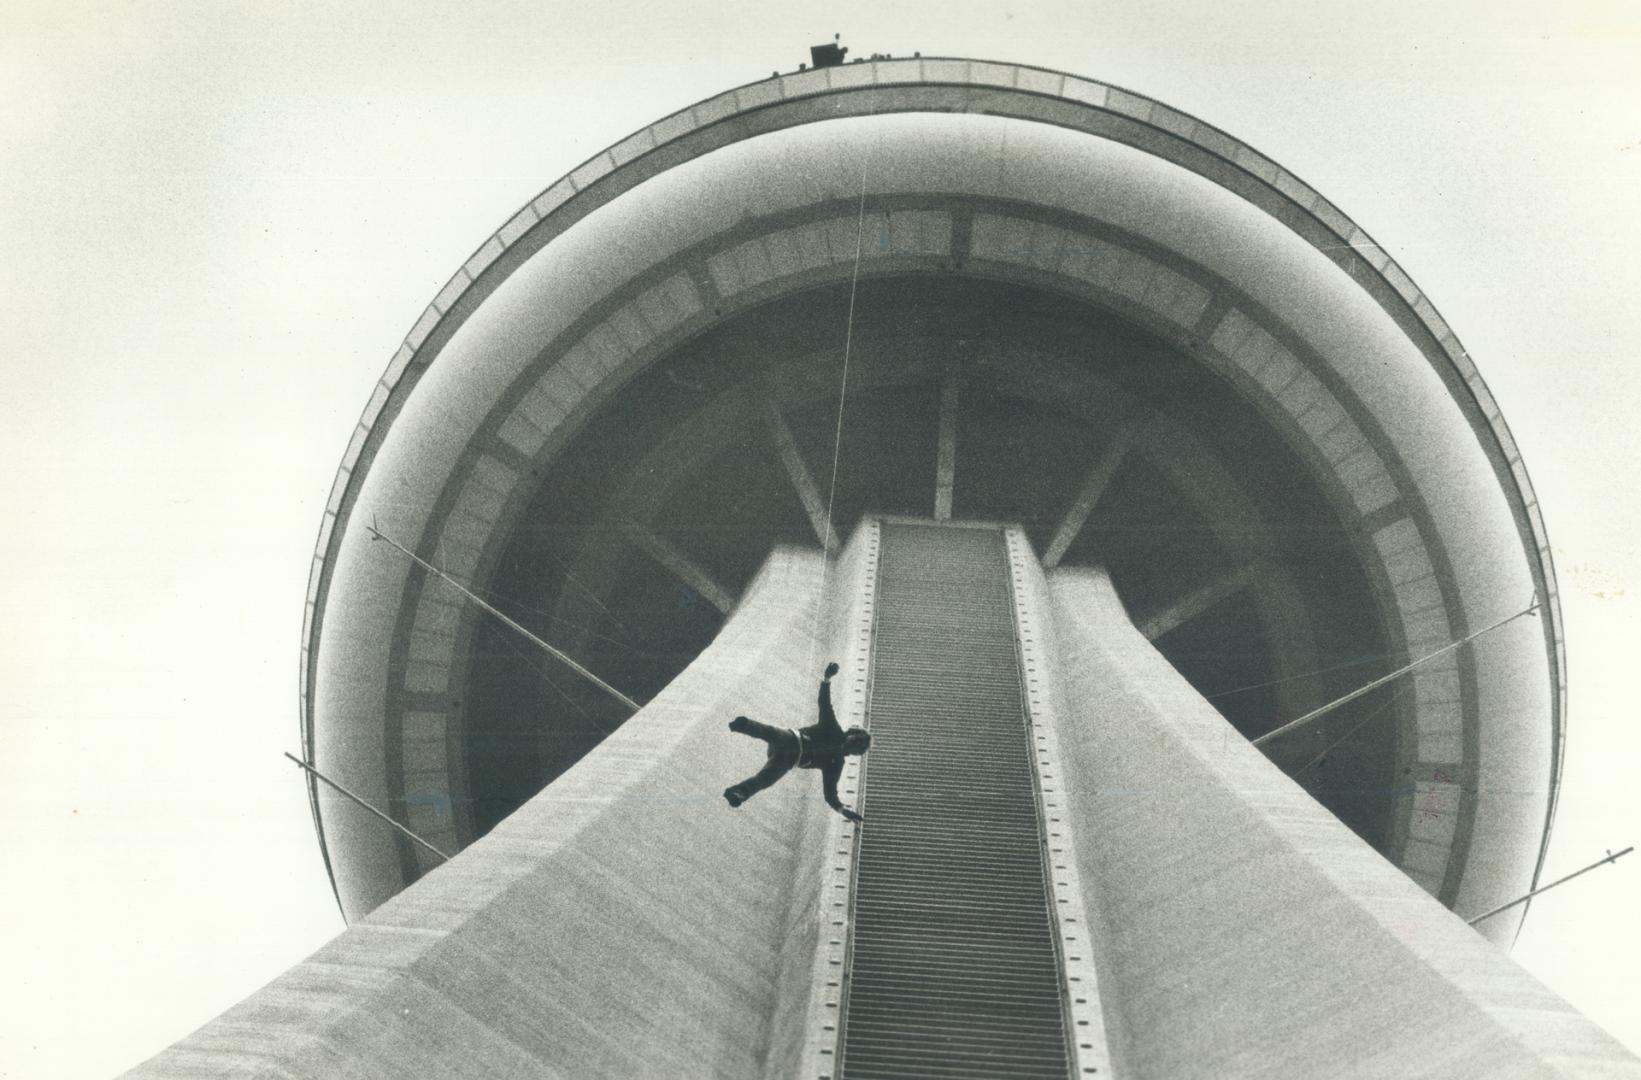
[130,523,1640,1078]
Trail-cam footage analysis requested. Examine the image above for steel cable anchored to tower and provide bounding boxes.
[1466,846,1633,926]
[1252,597,1541,748]
[366,519,640,714]
[284,752,452,862]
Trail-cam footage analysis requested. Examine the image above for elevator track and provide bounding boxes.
[837,522,1074,1080]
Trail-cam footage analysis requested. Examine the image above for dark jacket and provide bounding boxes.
[795,677,848,812]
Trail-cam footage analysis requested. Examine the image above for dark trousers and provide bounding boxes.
[726,718,799,802]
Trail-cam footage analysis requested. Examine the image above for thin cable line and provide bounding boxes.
[368,518,728,806]
[809,158,870,672]
[1467,847,1633,926]
[1252,598,1538,748]
[486,618,601,726]
[284,752,451,861]
[1206,652,1387,701]
[368,521,640,712]
[1289,679,1410,779]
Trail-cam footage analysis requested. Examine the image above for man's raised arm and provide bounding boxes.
[817,661,841,734]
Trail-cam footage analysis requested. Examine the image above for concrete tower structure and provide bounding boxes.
[130,58,1639,1078]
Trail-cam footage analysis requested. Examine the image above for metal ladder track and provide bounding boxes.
[838,522,1072,1080]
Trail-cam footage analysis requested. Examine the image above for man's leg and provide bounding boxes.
[728,715,783,743]
[724,743,796,807]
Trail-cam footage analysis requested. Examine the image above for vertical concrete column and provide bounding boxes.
[933,365,960,521]
[1003,525,1114,1077]
[791,519,882,1080]
[1039,563,1640,1080]
[127,544,869,1080]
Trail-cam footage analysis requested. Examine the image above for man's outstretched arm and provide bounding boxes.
[822,760,863,823]
[817,661,841,735]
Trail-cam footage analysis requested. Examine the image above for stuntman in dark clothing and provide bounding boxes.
[723,662,871,823]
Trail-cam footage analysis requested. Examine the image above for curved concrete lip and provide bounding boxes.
[302,57,1564,935]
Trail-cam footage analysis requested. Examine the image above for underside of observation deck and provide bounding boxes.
[306,60,1566,944]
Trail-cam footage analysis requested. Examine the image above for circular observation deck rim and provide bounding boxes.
[297,54,1566,917]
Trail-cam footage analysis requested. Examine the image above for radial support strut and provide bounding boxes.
[764,397,837,550]
[622,520,736,615]
[1043,422,1135,569]
[1137,562,1260,640]
[1038,564,1640,1079]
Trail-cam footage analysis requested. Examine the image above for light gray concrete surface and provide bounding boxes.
[128,545,860,1079]
[131,527,1623,1078]
[1041,563,1637,1079]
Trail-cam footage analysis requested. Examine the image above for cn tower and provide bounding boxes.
[127,53,1640,1079]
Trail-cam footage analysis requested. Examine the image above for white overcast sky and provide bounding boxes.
[2,2,1639,1077]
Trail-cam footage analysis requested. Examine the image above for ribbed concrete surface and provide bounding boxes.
[842,523,1072,1080]
[1037,564,1639,1080]
[126,544,860,1080]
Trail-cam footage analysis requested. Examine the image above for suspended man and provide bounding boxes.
[723,662,871,823]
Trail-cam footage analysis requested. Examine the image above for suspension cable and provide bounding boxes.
[1252,598,1538,748]
[367,520,640,713]
[808,159,870,671]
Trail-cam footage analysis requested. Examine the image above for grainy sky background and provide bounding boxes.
[2,2,1638,1076]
